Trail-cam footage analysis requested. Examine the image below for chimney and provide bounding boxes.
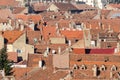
[8,18,12,25]
[20,24,24,31]
[55,22,59,28]
[39,60,43,68]
[68,40,71,46]
[97,9,101,19]
[92,65,97,77]
[58,47,61,54]
[56,29,60,36]
[110,71,113,78]
[43,47,49,57]
[44,50,48,57]
[89,24,92,29]
[46,46,50,53]
[98,22,102,28]
[52,50,56,54]
[108,25,111,31]
[102,24,104,30]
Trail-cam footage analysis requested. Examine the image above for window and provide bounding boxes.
[17,49,22,53]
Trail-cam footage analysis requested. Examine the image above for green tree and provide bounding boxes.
[0,48,12,75]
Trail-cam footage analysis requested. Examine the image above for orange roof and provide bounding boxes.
[15,14,42,24]
[12,7,26,14]
[0,0,19,7]
[60,29,83,39]
[73,48,85,54]
[7,52,18,62]
[42,26,57,41]
[13,67,32,80]
[2,31,24,44]
[70,61,120,66]
[28,14,42,24]
[108,4,120,9]
[15,14,28,21]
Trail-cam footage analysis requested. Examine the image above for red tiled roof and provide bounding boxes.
[13,67,32,80]
[42,26,57,41]
[35,44,67,54]
[0,9,14,20]
[28,14,42,24]
[2,31,24,44]
[32,3,49,11]
[58,19,70,28]
[0,0,19,7]
[53,3,78,11]
[60,29,83,39]
[7,52,18,62]
[12,7,26,14]
[27,31,41,45]
[15,14,42,24]
[70,61,120,66]
[15,14,28,21]
[73,48,85,54]
[74,4,96,10]
[85,48,114,54]
[27,54,53,68]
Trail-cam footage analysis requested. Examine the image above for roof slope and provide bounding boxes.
[2,31,23,44]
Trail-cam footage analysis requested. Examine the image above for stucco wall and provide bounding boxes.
[47,4,59,12]
[50,37,65,44]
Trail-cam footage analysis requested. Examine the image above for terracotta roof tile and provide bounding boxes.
[54,3,78,11]
[58,19,70,28]
[27,54,53,68]
[35,44,67,54]
[73,11,97,20]
[70,61,120,66]
[60,29,83,39]
[85,48,115,54]
[15,14,42,24]
[2,31,24,44]
[15,14,28,21]
[12,7,26,14]
[0,9,14,20]
[0,0,19,7]
[26,31,41,45]
[74,4,96,10]
[7,52,18,62]
[73,48,85,54]
[42,26,57,41]
[13,67,32,80]
[28,14,42,24]
[32,3,49,11]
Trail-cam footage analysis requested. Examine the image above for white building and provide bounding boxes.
[75,0,109,9]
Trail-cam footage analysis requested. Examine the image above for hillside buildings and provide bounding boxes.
[0,0,120,80]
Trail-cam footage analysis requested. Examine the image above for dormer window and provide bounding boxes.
[80,64,87,70]
[73,64,79,70]
[100,65,106,71]
[111,65,117,71]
